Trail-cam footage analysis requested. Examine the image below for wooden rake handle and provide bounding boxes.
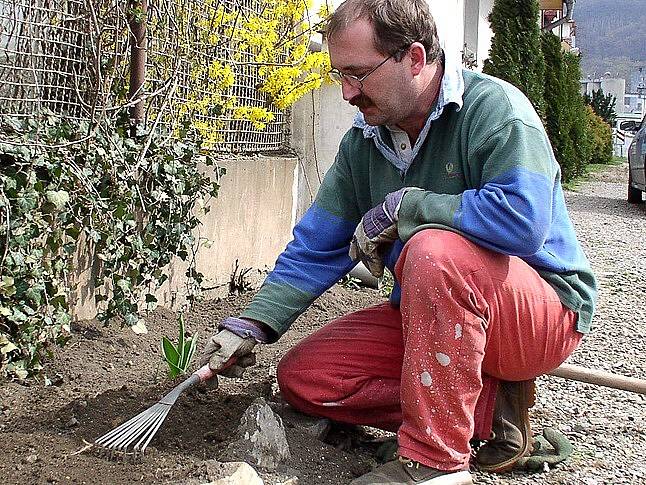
[549,363,646,395]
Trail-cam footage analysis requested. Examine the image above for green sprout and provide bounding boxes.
[161,315,198,378]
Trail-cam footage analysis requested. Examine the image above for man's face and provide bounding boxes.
[328,19,415,127]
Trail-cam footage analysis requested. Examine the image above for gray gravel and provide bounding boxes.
[476,162,646,484]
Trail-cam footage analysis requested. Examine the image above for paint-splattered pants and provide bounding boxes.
[277,229,582,471]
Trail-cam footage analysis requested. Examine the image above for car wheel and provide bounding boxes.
[628,168,643,203]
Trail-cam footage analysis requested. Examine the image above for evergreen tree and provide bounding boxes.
[563,51,591,179]
[584,88,617,127]
[541,32,589,182]
[541,32,567,164]
[483,0,545,118]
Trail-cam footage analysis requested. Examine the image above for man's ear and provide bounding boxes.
[408,42,427,76]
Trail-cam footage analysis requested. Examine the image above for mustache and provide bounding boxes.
[349,94,373,108]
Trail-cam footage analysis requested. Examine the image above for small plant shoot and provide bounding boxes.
[161,315,198,378]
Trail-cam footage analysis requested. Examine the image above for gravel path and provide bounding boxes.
[477,162,646,484]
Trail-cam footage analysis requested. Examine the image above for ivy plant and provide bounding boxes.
[0,111,223,378]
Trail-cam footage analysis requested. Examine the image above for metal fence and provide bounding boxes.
[0,0,287,153]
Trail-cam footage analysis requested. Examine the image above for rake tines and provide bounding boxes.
[94,402,171,460]
[94,371,203,460]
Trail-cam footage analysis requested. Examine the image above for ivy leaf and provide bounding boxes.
[1,339,18,354]
[116,279,132,291]
[45,190,69,210]
[25,287,43,306]
[0,276,16,296]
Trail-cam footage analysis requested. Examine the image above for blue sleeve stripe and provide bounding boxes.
[266,203,358,295]
[455,167,553,256]
[524,183,590,273]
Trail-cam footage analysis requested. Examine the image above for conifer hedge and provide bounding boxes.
[485,0,614,182]
[483,0,545,118]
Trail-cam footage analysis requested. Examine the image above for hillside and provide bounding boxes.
[575,0,646,85]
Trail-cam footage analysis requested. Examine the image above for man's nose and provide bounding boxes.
[341,79,361,102]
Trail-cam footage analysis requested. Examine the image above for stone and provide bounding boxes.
[65,417,79,428]
[203,460,263,485]
[277,478,299,485]
[223,397,290,471]
[23,454,39,464]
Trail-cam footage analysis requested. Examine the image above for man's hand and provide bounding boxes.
[349,187,418,278]
[199,316,272,381]
[199,328,257,378]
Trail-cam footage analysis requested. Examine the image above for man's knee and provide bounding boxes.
[276,347,303,397]
[276,344,331,408]
[397,229,478,275]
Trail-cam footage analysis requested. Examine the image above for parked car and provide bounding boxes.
[621,116,646,203]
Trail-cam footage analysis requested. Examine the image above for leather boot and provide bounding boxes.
[475,379,536,473]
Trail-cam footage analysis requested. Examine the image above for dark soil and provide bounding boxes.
[0,285,387,485]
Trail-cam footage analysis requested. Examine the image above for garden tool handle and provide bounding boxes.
[193,357,237,382]
[549,363,646,395]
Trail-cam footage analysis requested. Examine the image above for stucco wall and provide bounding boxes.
[70,156,298,320]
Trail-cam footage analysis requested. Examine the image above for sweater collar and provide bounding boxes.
[351,52,465,173]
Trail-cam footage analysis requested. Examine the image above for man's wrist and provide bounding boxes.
[219,316,271,343]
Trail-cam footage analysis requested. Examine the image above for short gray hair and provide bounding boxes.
[326,0,442,62]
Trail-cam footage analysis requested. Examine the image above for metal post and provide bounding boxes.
[128,0,148,133]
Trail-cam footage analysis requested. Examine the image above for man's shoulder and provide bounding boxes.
[462,69,524,99]
[460,70,542,128]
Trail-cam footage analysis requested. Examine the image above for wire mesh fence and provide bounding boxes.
[0,0,90,119]
[0,0,288,153]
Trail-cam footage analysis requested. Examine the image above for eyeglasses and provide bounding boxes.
[328,52,397,90]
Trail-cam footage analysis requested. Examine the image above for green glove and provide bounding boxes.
[515,427,574,471]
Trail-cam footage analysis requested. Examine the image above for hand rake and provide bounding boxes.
[94,363,222,460]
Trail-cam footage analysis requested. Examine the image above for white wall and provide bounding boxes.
[427,0,465,60]
[475,0,494,71]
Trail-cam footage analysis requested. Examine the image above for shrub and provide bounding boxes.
[562,51,591,181]
[584,106,613,166]
[584,88,617,127]
[540,32,591,182]
[484,0,546,118]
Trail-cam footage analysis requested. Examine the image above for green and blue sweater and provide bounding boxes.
[241,69,597,339]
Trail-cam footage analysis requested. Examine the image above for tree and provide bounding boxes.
[584,88,617,127]
[541,31,589,182]
[563,51,591,179]
[483,0,546,118]
[541,32,568,163]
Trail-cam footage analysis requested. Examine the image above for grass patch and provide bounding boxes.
[563,156,626,191]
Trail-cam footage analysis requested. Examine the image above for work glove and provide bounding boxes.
[349,187,420,278]
[199,317,270,379]
[515,427,574,472]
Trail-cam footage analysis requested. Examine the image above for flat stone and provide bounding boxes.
[277,478,299,485]
[203,461,263,485]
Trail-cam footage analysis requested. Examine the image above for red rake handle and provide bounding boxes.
[193,357,237,382]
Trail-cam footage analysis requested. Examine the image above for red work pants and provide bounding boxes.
[277,229,582,471]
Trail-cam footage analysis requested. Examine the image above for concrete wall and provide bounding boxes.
[70,156,298,320]
[290,83,358,220]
